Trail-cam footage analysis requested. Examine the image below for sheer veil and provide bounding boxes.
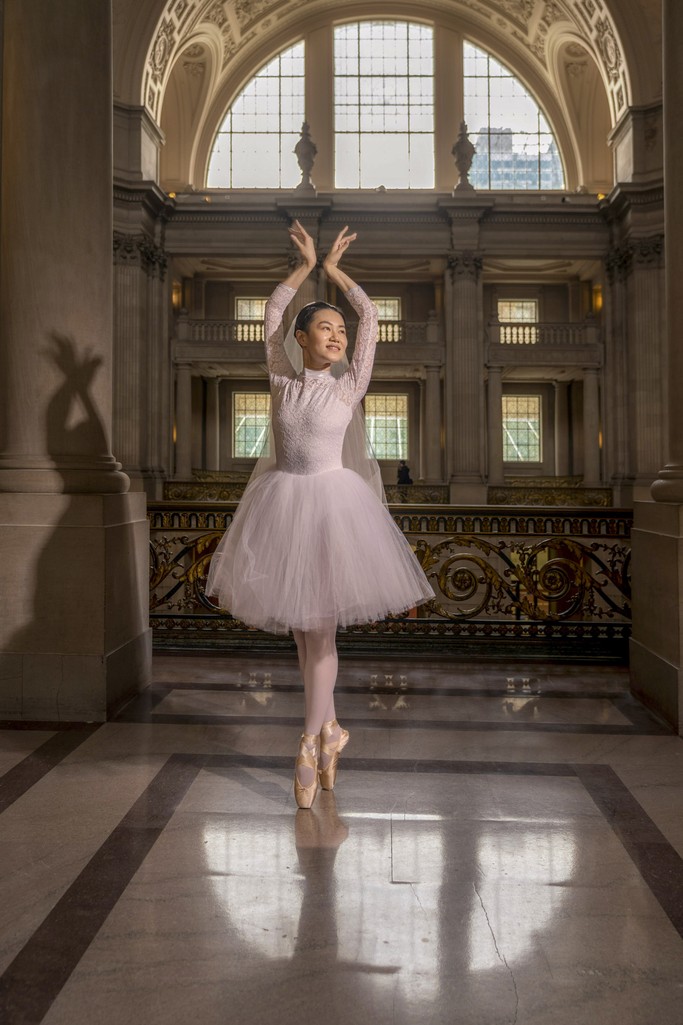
[249,317,386,504]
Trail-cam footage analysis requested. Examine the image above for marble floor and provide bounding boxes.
[1,655,683,1025]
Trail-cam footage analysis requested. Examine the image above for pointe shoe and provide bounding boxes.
[318,719,350,792]
[294,733,320,810]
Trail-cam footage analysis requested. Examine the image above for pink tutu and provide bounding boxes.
[206,467,434,634]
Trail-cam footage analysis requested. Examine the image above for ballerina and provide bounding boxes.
[206,220,434,808]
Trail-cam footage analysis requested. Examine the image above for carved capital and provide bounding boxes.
[113,232,168,280]
[605,234,664,281]
[631,234,664,267]
[605,243,631,282]
[448,252,483,281]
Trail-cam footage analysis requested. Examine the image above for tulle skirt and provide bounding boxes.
[205,467,434,634]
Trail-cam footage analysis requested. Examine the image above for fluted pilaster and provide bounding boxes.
[175,364,193,479]
[487,366,504,486]
[423,365,443,482]
[205,378,220,472]
[447,253,486,501]
[113,231,169,495]
[554,381,570,477]
[582,368,601,487]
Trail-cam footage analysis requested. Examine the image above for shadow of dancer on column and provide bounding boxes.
[45,333,110,465]
[4,333,135,720]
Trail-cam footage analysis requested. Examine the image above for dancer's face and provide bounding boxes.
[296,310,348,371]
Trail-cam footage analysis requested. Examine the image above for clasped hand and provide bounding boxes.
[288,219,357,273]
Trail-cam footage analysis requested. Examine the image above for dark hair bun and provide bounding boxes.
[294,301,346,335]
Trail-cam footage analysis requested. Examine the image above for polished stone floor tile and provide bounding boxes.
[0,655,681,1025]
[37,769,683,1025]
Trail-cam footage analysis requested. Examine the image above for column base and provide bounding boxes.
[651,467,683,503]
[0,458,129,494]
[630,499,683,734]
[0,492,151,721]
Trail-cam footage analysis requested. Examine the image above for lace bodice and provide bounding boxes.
[263,283,378,476]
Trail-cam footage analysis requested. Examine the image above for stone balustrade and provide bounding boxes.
[487,319,599,347]
[175,314,442,346]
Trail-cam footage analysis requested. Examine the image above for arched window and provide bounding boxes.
[207,41,304,188]
[205,31,566,191]
[334,21,434,189]
[463,42,564,190]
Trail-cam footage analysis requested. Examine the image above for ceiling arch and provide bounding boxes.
[129,0,658,129]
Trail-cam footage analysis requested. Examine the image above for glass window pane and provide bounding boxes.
[463,40,565,191]
[502,395,541,462]
[334,21,434,189]
[236,298,267,320]
[372,297,401,320]
[206,41,304,188]
[233,393,271,458]
[498,300,538,344]
[365,394,409,460]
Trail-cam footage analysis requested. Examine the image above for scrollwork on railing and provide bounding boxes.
[414,534,630,623]
[150,532,222,612]
[148,504,632,656]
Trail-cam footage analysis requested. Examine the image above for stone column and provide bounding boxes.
[423,365,443,482]
[0,4,126,495]
[582,368,601,486]
[603,250,632,502]
[628,239,666,496]
[112,228,170,500]
[219,380,231,472]
[205,377,220,472]
[175,364,193,479]
[0,0,150,721]
[631,0,683,734]
[652,2,683,501]
[554,381,570,477]
[447,253,486,503]
[486,366,504,487]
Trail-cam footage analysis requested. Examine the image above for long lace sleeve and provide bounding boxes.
[264,283,298,379]
[341,286,379,403]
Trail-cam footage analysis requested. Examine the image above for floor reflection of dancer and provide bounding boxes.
[294,792,349,960]
[206,221,433,808]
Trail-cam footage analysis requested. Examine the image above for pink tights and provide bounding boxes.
[292,625,338,736]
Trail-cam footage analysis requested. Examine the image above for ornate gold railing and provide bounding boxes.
[148,503,631,660]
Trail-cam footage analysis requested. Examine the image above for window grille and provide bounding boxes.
[207,42,304,188]
[464,42,564,190]
[365,394,409,459]
[334,22,434,188]
[233,393,271,458]
[235,298,267,342]
[371,297,402,342]
[502,395,542,462]
[498,299,539,344]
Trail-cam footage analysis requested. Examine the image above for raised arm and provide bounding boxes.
[323,227,378,402]
[264,220,317,378]
[264,283,298,378]
[342,286,379,400]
